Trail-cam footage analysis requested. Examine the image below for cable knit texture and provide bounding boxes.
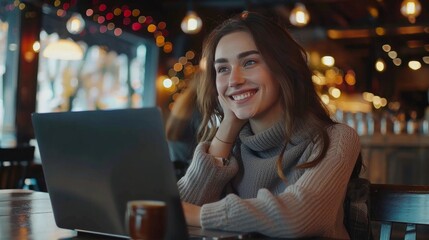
[177,120,360,239]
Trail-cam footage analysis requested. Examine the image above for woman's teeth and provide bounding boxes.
[232,91,255,101]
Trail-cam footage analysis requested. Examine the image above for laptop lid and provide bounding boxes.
[31,107,188,239]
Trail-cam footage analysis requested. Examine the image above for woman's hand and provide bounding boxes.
[181,202,201,227]
[207,95,247,159]
[218,95,247,128]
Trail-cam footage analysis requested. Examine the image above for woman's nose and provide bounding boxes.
[228,68,245,87]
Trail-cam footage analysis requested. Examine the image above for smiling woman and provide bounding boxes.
[177,11,369,239]
[214,33,282,125]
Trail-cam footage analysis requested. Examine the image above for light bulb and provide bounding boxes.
[321,56,335,67]
[67,13,85,34]
[289,3,310,27]
[400,0,422,23]
[375,59,385,72]
[181,11,202,34]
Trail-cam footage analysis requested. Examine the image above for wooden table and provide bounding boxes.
[0,190,250,240]
[0,190,131,240]
[0,190,79,240]
[0,190,333,240]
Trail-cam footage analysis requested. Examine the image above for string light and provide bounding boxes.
[32,0,176,52]
[321,56,335,67]
[408,60,421,70]
[375,59,386,72]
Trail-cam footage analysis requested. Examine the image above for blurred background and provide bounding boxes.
[1,0,429,188]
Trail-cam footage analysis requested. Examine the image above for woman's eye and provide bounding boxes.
[244,60,256,67]
[217,67,228,73]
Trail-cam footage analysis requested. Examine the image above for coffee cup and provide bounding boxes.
[125,200,167,240]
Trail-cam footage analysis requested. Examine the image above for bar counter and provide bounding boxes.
[360,133,429,185]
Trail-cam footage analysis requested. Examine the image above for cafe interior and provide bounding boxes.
[1,0,429,239]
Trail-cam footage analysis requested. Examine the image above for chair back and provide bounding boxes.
[0,146,35,189]
[370,184,429,240]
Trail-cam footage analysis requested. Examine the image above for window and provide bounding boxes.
[37,12,158,113]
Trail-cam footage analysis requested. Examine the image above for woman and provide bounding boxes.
[178,11,362,239]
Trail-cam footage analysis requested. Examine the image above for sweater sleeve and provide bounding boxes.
[200,124,361,239]
[177,141,239,205]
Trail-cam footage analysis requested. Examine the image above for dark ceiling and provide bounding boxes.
[35,0,429,58]
[161,0,429,59]
[35,0,429,72]
[95,0,428,66]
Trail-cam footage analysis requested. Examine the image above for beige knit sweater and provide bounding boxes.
[178,121,360,239]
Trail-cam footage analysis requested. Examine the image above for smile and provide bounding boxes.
[231,90,256,101]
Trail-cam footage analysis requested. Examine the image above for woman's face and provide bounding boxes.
[214,31,282,121]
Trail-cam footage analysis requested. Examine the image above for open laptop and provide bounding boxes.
[32,107,250,239]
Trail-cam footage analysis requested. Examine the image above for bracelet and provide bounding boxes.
[215,136,234,145]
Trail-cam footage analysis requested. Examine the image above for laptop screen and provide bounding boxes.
[32,108,188,239]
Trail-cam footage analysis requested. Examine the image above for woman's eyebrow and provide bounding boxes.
[237,50,259,59]
[214,58,228,64]
[214,50,260,64]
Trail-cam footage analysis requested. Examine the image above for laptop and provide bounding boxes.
[32,107,250,239]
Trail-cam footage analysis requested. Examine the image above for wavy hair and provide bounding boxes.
[197,12,336,179]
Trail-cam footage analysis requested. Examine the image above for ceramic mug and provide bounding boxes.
[125,200,167,240]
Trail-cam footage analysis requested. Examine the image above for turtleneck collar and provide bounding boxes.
[239,119,313,152]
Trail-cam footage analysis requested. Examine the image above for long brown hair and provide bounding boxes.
[197,12,336,179]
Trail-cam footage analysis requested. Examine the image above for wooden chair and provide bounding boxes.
[370,184,429,240]
[0,146,35,189]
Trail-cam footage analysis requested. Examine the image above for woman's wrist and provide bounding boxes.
[215,119,244,144]
[214,136,234,145]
